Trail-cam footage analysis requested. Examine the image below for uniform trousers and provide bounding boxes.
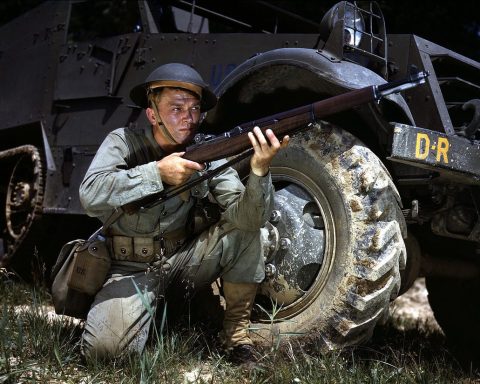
[81,220,265,359]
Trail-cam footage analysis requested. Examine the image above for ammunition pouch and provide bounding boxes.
[111,236,157,262]
[109,228,188,262]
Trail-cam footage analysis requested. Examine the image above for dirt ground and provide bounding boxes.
[389,277,442,333]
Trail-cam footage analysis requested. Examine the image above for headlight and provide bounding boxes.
[320,2,365,48]
[343,3,365,47]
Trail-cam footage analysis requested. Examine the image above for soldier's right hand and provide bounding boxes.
[156,152,204,186]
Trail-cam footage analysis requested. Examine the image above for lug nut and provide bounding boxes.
[270,210,281,224]
[265,263,276,278]
[279,238,291,250]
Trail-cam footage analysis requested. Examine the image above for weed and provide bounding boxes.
[0,278,478,383]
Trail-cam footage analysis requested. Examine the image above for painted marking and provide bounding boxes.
[437,137,449,163]
[415,133,450,164]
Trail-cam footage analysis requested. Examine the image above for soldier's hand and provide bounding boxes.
[249,126,289,176]
[157,152,204,186]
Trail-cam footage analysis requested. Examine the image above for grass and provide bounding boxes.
[1,268,479,384]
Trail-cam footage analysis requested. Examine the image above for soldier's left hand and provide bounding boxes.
[248,126,289,176]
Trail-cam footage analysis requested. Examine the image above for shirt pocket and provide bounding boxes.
[122,207,160,234]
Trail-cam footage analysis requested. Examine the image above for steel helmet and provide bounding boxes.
[129,63,217,111]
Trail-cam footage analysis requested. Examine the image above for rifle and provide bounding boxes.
[122,70,429,214]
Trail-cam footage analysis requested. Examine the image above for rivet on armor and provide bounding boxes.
[142,247,148,254]
[121,247,127,254]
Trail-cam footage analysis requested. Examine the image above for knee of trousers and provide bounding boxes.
[221,227,265,283]
[230,228,263,258]
[80,300,153,359]
[79,265,159,359]
[81,331,122,360]
[81,322,149,359]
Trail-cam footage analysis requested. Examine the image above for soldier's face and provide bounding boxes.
[152,88,201,145]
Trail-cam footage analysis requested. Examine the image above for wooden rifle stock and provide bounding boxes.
[183,86,375,163]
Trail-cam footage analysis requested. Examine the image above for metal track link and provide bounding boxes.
[0,145,44,265]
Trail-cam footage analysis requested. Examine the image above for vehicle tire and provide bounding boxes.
[245,122,407,351]
[426,275,480,369]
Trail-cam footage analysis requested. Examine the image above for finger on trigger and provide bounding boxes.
[185,159,204,171]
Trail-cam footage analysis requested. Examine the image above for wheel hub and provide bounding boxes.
[259,183,325,307]
[10,181,32,208]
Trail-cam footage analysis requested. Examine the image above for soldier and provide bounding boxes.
[79,63,289,364]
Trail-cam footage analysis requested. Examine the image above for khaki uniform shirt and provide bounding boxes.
[79,126,274,238]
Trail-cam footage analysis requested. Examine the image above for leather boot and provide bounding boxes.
[221,281,259,364]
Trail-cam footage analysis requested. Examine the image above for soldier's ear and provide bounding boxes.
[146,107,156,125]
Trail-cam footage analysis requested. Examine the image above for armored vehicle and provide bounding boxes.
[1,0,479,365]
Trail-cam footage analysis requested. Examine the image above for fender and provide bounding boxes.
[204,48,415,152]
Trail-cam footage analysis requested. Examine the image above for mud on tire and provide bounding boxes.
[251,122,407,351]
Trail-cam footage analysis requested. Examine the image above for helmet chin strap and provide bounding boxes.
[150,101,179,145]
